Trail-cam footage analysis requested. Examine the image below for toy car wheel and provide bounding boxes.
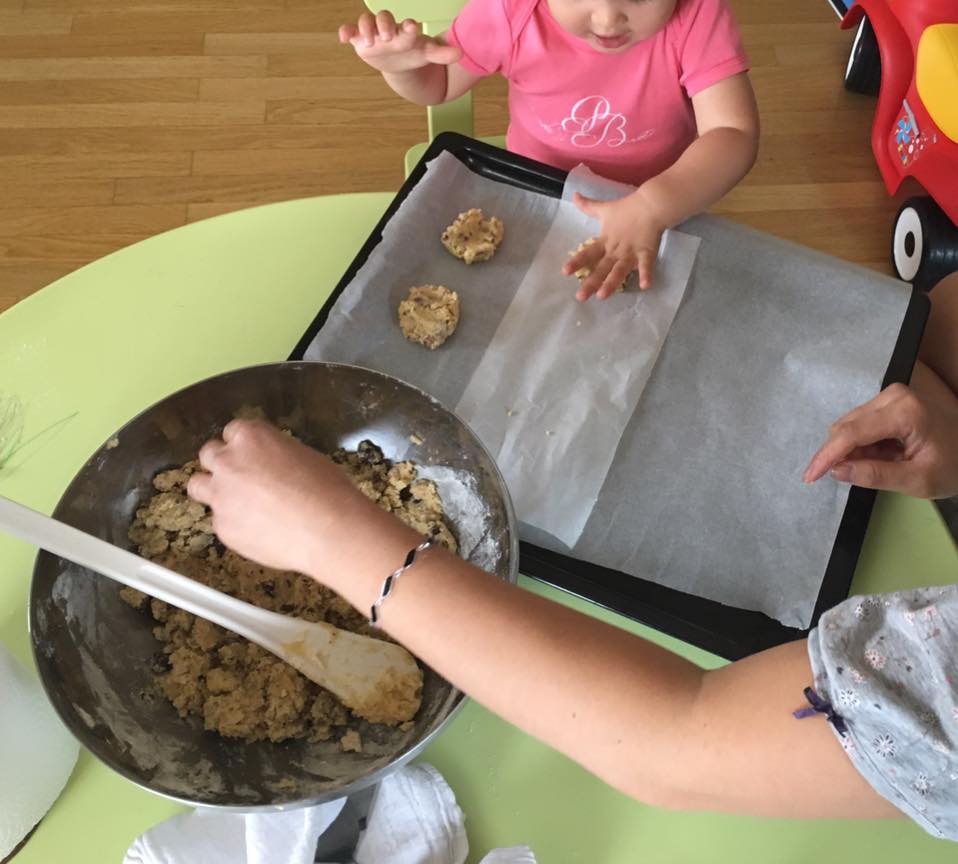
[893,197,958,291]
[844,17,881,96]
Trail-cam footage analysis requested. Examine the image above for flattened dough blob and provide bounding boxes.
[398,284,460,350]
[441,208,504,264]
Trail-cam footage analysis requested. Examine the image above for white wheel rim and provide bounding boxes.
[846,19,866,81]
[894,206,923,282]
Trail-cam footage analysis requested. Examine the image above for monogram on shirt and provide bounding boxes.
[539,95,655,148]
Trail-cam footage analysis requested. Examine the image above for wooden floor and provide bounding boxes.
[0,0,904,314]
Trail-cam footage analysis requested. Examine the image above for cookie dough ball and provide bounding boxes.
[441,208,504,264]
[569,238,629,293]
[398,284,460,350]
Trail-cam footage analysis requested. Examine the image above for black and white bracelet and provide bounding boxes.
[369,538,434,626]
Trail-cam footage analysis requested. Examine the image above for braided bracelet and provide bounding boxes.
[369,538,434,626]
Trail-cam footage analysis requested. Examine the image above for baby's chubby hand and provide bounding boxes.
[563,191,665,301]
[339,11,462,74]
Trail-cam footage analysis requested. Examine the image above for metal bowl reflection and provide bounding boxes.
[30,362,517,809]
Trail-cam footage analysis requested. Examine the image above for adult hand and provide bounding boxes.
[187,420,396,579]
[803,362,958,499]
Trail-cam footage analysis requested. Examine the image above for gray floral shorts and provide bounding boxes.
[807,584,958,840]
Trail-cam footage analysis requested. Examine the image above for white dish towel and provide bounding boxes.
[124,763,536,864]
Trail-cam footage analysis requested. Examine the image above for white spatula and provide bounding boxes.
[0,495,422,725]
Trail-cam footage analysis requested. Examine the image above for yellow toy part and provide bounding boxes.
[916,23,958,144]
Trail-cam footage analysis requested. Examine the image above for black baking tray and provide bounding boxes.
[290,132,930,661]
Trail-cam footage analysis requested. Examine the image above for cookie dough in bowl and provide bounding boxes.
[29,362,517,809]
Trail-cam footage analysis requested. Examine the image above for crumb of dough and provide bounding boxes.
[441,208,504,264]
[122,441,456,748]
[409,434,424,446]
[398,284,460,350]
[339,729,362,753]
[569,238,629,293]
[106,436,120,449]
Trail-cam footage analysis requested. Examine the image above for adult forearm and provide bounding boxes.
[921,271,958,395]
[382,63,449,105]
[307,511,704,804]
[638,127,758,227]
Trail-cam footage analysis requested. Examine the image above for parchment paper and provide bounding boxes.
[537,164,912,628]
[306,151,697,548]
[305,152,913,628]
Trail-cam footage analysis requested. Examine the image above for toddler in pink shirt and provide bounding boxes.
[341,0,759,300]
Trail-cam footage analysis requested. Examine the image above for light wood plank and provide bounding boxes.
[71,6,357,35]
[192,146,387,175]
[266,52,378,77]
[0,55,266,80]
[0,233,149,259]
[714,181,890,214]
[0,31,203,57]
[26,0,284,11]
[204,31,330,55]
[265,97,423,126]
[0,77,199,104]
[0,151,191,179]
[0,10,71,33]
[0,203,185,235]
[0,101,265,128]
[114,169,403,205]
[2,177,114,207]
[197,75,388,102]
[0,124,409,155]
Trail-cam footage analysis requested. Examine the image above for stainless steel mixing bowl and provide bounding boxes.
[29,362,517,809]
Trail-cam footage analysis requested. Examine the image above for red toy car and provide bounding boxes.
[840,0,958,290]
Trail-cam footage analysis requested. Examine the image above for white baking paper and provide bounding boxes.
[455,206,697,547]
[542,164,913,628]
[306,151,696,549]
[306,152,914,629]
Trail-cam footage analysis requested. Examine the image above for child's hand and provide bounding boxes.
[563,191,665,301]
[339,12,463,74]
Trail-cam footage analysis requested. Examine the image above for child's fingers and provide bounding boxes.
[357,11,377,46]
[596,258,634,300]
[422,38,464,66]
[572,192,605,221]
[637,248,656,290]
[564,241,603,275]
[338,24,359,44]
[401,18,421,34]
[577,256,616,302]
[375,9,397,40]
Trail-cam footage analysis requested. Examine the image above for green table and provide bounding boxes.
[1,194,956,863]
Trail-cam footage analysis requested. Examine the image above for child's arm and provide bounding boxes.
[189,420,900,820]
[339,11,481,107]
[566,72,759,300]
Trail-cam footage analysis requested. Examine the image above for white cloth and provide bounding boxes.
[125,763,536,864]
[125,800,347,864]
[0,642,78,860]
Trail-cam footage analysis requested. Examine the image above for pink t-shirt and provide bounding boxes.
[447,0,749,185]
